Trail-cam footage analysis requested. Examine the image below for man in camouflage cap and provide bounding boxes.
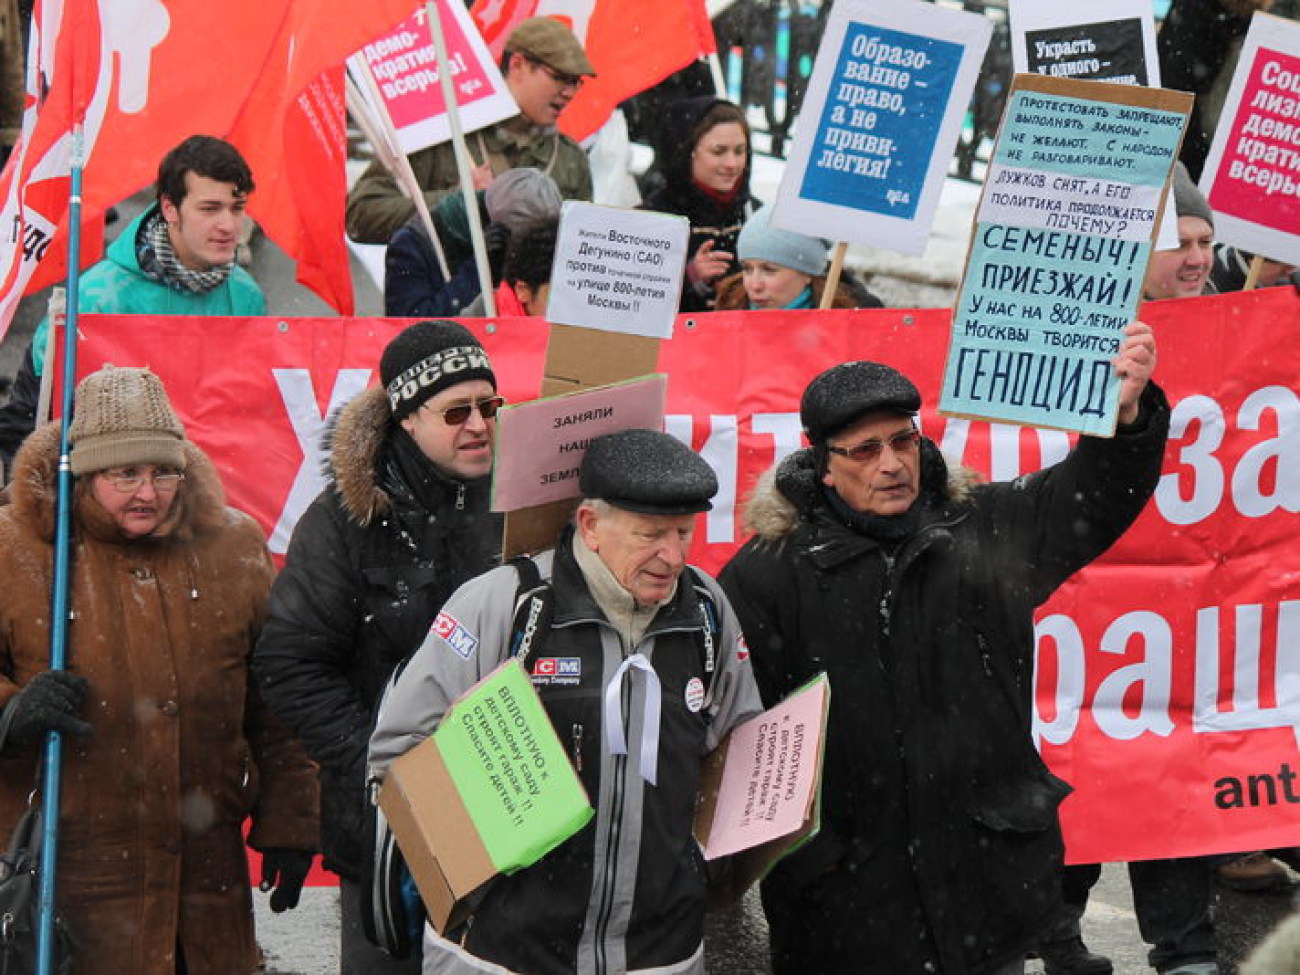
[346,16,595,244]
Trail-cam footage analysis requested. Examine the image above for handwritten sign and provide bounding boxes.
[1008,0,1177,249]
[547,203,689,339]
[1010,0,1157,86]
[1201,13,1300,268]
[491,375,668,512]
[348,0,518,154]
[697,675,828,862]
[940,75,1190,435]
[771,0,991,255]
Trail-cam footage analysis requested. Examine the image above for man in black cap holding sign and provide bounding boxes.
[254,319,503,973]
[719,324,1169,975]
[346,16,596,244]
[370,428,762,975]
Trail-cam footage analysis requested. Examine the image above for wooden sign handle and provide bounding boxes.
[1244,254,1265,291]
[820,242,848,309]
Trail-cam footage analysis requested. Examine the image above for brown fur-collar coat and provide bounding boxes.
[0,424,319,975]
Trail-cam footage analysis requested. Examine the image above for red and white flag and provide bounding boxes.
[0,0,418,341]
[470,0,717,142]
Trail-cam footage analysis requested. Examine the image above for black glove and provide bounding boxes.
[484,222,512,285]
[3,670,91,746]
[260,848,314,912]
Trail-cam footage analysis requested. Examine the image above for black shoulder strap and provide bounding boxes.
[686,568,722,700]
[509,555,553,669]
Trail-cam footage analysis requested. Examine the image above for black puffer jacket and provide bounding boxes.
[718,385,1169,975]
[640,96,758,312]
[252,387,501,879]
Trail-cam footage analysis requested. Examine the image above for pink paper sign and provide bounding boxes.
[1206,46,1300,236]
[702,677,828,861]
[491,376,668,512]
[350,0,517,153]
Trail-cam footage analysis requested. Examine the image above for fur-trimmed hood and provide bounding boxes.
[6,421,231,544]
[328,385,396,526]
[742,443,978,541]
[325,385,492,528]
[1241,913,1300,975]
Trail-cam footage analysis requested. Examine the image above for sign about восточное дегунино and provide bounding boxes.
[940,74,1190,437]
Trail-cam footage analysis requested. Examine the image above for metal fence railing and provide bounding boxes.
[712,0,1012,179]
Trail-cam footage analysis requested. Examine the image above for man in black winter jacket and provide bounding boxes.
[253,319,502,974]
[718,323,1168,975]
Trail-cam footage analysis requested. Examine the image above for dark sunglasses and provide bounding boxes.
[825,428,921,464]
[426,396,505,426]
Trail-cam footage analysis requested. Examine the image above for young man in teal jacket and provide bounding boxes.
[0,134,265,474]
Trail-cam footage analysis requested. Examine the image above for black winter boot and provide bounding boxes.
[1038,934,1114,975]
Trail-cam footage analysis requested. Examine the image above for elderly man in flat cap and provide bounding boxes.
[719,324,1169,975]
[347,16,595,244]
[370,428,762,975]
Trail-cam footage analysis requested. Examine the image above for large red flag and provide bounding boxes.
[0,0,418,341]
[470,0,716,142]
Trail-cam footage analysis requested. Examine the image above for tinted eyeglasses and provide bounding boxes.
[528,57,584,90]
[99,466,186,493]
[425,396,505,426]
[825,428,921,464]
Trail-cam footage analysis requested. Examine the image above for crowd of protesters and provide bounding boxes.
[3,1,1300,974]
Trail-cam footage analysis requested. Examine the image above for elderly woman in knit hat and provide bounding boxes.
[0,366,318,975]
[713,204,883,311]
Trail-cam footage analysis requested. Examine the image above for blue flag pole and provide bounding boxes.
[36,120,85,975]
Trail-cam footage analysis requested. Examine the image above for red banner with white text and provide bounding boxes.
[70,289,1300,865]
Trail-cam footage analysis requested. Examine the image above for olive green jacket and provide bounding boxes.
[345,114,592,244]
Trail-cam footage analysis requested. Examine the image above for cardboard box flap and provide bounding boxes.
[379,740,491,931]
[693,674,830,899]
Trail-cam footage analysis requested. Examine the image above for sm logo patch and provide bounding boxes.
[432,610,478,659]
[532,657,581,685]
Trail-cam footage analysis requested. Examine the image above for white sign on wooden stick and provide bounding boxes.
[348,0,518,155]
[546,202,689,340]
[771,0,991,256]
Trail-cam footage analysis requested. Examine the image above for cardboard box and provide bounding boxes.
[503,325,660,558]
[378,660,593,932]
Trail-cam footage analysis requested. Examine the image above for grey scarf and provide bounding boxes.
[136,206,233,294]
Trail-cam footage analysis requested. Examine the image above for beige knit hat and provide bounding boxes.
[69,366,187,476]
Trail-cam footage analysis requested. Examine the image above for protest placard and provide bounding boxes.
[348,0,517,155]
[1009,0,1157,86]
[940,74,1190,436]
[491,375,668,512]
[695,674,829,866]
[1008,0,1178,251]
[546,202,689,339]
[1200,12,1300,269]
[379,659,593,931]
[770,0,991,256]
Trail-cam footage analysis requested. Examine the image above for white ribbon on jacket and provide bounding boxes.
[604,653,662,786]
